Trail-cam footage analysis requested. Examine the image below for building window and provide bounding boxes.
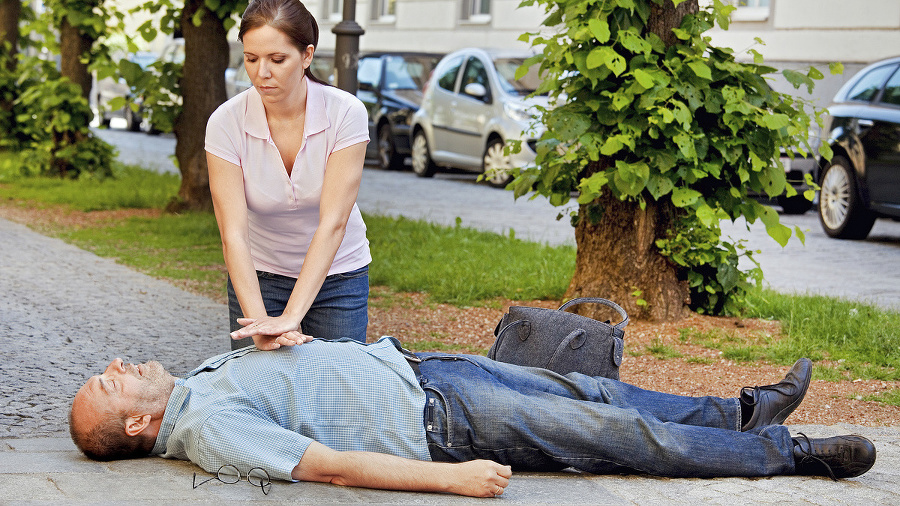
[325,0,342,22]
[371,0,396,22]
[461,0,491,23]
[730,0,769,21]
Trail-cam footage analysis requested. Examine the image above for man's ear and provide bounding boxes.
[124,414,152,436]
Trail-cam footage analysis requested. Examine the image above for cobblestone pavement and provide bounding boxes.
[0,218,229,439]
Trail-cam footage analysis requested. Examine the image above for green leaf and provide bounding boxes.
[674,132,696,159]
[760,113,790,130]
[633,68,655,88]
[829,62,844,75]
[717,262,740,293]
[759,205,791,246]
[672,187,701,207]
[586,46,626,76]
[687,61,712,80]
[782,69,815,93]
[547,109,592,140]
[588,18,610,43]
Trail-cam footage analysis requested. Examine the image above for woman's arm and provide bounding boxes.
[208,152,307,349]
[293,441,512,498]
[229,141,367,343]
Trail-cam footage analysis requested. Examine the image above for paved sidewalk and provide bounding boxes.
[1,217,899,504]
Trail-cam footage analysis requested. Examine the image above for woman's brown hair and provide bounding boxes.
[238,0,329,86]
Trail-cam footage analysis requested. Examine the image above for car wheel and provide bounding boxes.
[411,131,436,178]
[817,155,876,239]
[98,111,111,128]
[376,124,403,170]
[777,194,813,215]
[482,138,513,188]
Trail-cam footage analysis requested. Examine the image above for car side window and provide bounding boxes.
[437,55,464,92]
[878,66,900,106]
[846,64,896,103]
[461,57,489,89]
[357,57,382,88]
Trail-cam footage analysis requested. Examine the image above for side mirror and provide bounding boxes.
[463,83,488,100]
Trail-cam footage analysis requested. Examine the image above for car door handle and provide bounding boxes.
[857,119,874,128]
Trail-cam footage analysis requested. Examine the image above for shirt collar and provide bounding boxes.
[151,379,189,455]
[243,76,328,140]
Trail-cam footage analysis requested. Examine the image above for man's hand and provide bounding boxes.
[446,460,512,497]
[232,317,313,350]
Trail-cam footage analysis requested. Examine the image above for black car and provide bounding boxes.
[356,52,443,170]
[817,56,900,239]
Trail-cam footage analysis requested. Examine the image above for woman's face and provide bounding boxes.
[242,24,314,104]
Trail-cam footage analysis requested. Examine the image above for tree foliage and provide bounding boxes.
[513,0,839,315]
[0,2,116,178]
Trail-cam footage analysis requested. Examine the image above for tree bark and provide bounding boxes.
[565,163,689,322]
[0,0,21,69]
[563,0,699,322]
[59,14,95,100]
[170,0,229,212]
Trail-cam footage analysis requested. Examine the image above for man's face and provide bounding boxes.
[72,358,176,431]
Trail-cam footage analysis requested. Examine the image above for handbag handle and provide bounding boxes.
[558,297,629,330]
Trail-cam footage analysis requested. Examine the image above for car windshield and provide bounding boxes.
[383,55,438,90]
[493,57,543,95]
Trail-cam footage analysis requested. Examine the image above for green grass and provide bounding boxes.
[2,161,899,382]
[645,338,683,360]
[860,388,900,406]
[366,214,574,305]
[0,161,180,210]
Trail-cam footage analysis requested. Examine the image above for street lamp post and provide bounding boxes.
[331,0,364,94]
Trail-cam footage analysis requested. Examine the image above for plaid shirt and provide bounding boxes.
[151,337,429,481]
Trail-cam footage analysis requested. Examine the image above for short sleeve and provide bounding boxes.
[194,409,312,482]
[332,95,370,153]
[205,104,242,166]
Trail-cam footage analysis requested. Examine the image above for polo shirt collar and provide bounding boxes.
[243,76,328,140]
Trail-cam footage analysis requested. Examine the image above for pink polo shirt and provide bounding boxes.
[205,78,371,278]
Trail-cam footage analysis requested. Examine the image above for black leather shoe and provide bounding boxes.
[793,433,876,479]
[740,358,812,431]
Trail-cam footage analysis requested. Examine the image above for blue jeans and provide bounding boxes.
[227,266,369,349]
[417,354,796,477]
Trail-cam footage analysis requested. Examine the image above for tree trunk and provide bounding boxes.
[564,0,699,322]
[0,0,21,69]
[170,0,229,212]
[565,163,689,322]
[59,17,94,100]
[1,0,21,125]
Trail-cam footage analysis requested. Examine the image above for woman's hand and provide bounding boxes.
[232,316,314,350]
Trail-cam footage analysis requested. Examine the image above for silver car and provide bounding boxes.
[409,48,547,187]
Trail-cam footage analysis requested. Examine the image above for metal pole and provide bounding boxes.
[331,0,364,94]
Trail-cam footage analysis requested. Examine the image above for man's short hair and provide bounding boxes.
[69,403,149,461]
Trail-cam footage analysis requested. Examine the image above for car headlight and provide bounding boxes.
[504,101,534,123]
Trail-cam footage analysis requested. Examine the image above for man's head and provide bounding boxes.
[70,358,177,461]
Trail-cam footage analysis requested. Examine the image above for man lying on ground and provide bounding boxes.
[69,337,876,498]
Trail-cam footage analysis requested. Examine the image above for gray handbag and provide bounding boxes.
[487,297,629,380]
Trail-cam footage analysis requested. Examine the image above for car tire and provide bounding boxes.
[376,124,403,170]
[777,194,813,215]
[482,137,513,188]
[818,155,876,239]
[411,131,436,178]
